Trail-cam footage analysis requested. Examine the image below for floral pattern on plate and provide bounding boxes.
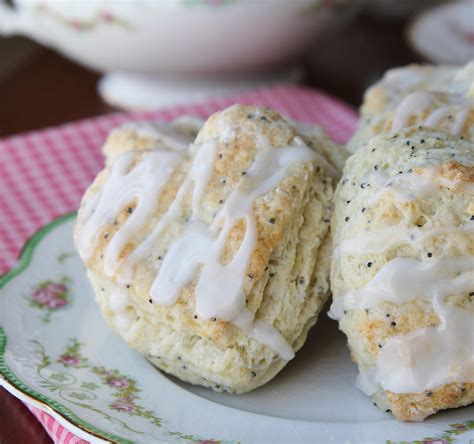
[57,338,162,426]
[34,2,133,32]
[28,277,71,323]
[0,214,473,443]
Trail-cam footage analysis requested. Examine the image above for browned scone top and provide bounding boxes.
[348,61,474,153]
[331,126,474,421]
[75,104,338,393]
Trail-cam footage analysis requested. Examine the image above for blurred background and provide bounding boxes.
[0,0,472,138]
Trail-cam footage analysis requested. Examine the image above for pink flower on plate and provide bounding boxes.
[423,440,448,444]
[47,283,67,295]
[47,297,67,309]
[111,398,135,413]
[59,354,79,366]
[99,10,114,22]
[32,288,53,305]
[69,20,85,31]
[108,377,130,388]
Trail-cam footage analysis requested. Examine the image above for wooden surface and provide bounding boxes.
[0,13,422,443]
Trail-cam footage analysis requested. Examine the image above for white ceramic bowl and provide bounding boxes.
[0,0,354,108]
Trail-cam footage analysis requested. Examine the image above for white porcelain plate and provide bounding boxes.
[407,1,474,64]
[1,214,473,443]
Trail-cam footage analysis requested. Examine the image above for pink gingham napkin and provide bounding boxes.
[0,85,357,443]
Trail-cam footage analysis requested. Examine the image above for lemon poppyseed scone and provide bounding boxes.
[294,121,349,174]
[330,126,474,421]
[75,104,339,393]
[101,116,204,165]
[347,61,474,153]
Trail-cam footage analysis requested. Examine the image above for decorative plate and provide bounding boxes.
[407,1,474,64]
[0,214,473,443]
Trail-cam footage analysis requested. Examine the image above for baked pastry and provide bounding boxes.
[347,61,474,152]
[102,116,204,165]
[330,127,474,421]
[75,105,339,393]
[294,121,349,174]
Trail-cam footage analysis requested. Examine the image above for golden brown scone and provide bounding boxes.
[360,64,461,117]
[293,121,349,175]
[348,61,474,152]
[102,116,204,164]
[75,105,336,393]
[330,127,474,421]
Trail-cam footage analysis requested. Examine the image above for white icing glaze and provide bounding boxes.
[332,152,474,393]
[77,149,183,277]
[115,312,133,330]
[150,138,316,360]
[391,90,471,135]
[118,139,217,280]
[383,67,426,91]
[423,104,470,136]
[453,107,470,135]
[251,319,295,361]
[391,92,435,131]
[109,289,129,313]
[334,222,474,258]
[356,367,380,396]
[373,68,426,106]
[377,303,474,393]
[293,136,339,179]
[424,106,451,128]
[330,256,474,318]
[367,168,472,205]
[77,132,320,360]
[330,256,474,392]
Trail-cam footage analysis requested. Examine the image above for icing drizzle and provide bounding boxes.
[391,91,471,135]
[77,130,321,361]
[148,138,316,360]
[334,222,474,259]
[331,164,474,394]
[77,149,183,276]
[366,168,473,204]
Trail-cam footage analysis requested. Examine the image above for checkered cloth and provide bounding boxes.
[0,85,357,443]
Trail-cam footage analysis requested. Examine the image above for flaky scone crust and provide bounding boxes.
[347,62,474,153]
[76,106,336,393]
[331,127,474,421]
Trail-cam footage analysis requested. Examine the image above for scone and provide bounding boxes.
[294,121,349,174]
[347,61,474,152]
[102,116,204,165]
[75,105,338,393]
[330,127,474,421]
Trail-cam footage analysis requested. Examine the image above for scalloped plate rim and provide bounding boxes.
[0,213,473,444]
[0,212,123,443]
